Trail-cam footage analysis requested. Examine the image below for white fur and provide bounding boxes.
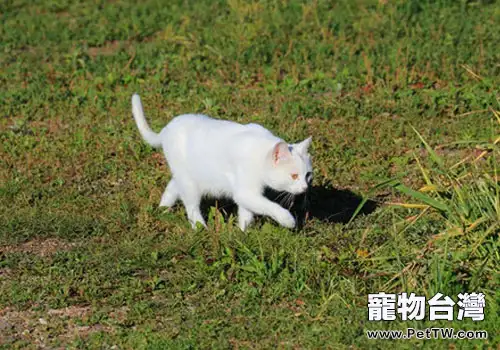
[132,94,313,231]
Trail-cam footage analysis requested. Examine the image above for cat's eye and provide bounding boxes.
[291,173,299,180]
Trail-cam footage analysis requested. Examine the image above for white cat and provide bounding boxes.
[131,94,313,231]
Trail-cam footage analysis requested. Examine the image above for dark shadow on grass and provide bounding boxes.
[199,185,378,230]
[292,186,377,227]
[285,185,379,229]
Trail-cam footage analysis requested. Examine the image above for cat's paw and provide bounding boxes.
[277,210,296,229]
[238,207,254,232]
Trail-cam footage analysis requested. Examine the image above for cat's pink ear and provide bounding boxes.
[272,142,291,164]
[296,136,312,153]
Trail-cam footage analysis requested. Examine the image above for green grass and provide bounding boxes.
[1,0,499,348]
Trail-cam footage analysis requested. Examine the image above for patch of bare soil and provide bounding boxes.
[0,268,12,279]
[29,118,68,135]
[47,306,91,318]
[88,40,123,57]
[0,305,119,347]
[1,238,76,257]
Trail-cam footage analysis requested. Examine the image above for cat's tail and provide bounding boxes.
[131,94,162,148]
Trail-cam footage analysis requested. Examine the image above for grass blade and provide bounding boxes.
[392,183,449,212]
[411,125,445,170]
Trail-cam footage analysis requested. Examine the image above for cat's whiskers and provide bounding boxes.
[280,192,295,210]
[275,191,288,204]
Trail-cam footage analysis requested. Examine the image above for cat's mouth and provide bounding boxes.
[292,186,310,196]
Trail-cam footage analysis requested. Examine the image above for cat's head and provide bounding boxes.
[266,137,313,194]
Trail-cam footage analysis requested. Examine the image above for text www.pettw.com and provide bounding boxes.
[366,328,488,340]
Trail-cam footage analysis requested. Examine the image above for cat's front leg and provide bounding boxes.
[235,192,295,229]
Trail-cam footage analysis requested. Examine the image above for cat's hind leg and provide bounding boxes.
[238,206,254,231]
[177,180,206,228]
[159,179,179,207]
